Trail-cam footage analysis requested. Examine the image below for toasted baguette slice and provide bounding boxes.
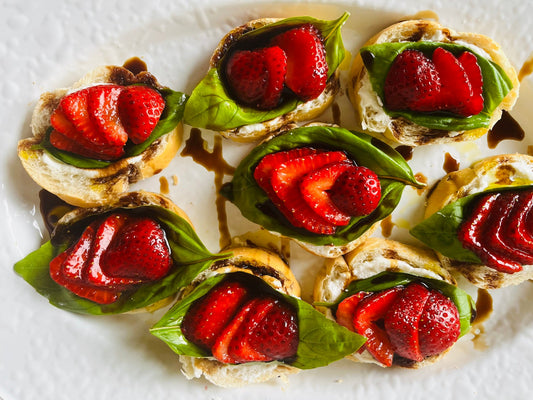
[44,190,193,313]
[314,237,457,368]
[209,18,340,142]
[424,153,533,289]
[348,19,519,146]
[18,64,182,207]
[178,246,300,387]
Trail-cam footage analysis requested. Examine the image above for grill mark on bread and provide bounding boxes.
[210,259,283,282]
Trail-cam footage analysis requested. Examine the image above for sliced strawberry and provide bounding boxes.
[271,23,328,101]
[335,292,368,331]
[248,298,299,360]
[483,193,533,266]
[227,297,276,363]
[457,51,484,115]
[181,279,250,350]
[353,287,404,367]
[418,289,460,357]
[384,49,442,112]
[384,282,431,362]
[271,151,348,234]
[458,193,523,273]
[254,148,318,197]
[118,85,165,144]
[49,227,120,305]
[212,297,258,364]
[329,166,381,217]
[59,87,109,146]
[87,85,128,146]
[505,191,533,253]
[432,47,474,117]
[225,46,287,110]
[258,46,287,109]
[49,129,125,160]
[102,215,172,280]
[300,161,353,226]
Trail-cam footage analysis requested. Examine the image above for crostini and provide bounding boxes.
[348,19,519,146]
[183,13,349,142]
[18,62,187,207]
[410,153,533,289]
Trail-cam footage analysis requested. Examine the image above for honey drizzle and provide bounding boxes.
[380,215,394,238]
[181,128,236,249]
[414,172,428,196]
[518,53,533,82]
[471,288,493,351]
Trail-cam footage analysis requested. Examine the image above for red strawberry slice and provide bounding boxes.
[254,148,318,197]
[102,215,172,280]
[248,298,299,360]
[84,214,143,289]
[353,286,404,367]
[59,87,111,146]
[181,279,250,350]
[49,129,125,160]
[271,151,348,234]
[87,85,128,146]
[300,161,353,226]
[329,166,381,217]
[271,23,328,101]
[483,193,533,266]
[418,289,461,357]
[384,282,431,362]
[384,49,442,112]
[505,191,533,253]
[458,193,523,273]
[212,297,258,364]
[49,224,120,304]
[225,46,287,110]
[335,292,368,331]
[227,297,276,363]
[432,47,474,117]
[118,85,165,144]
[457,51,484,115]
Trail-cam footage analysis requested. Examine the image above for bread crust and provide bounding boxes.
[425,153,533,288]
[178,245,301,387]
[348,19,519,146]
[18,65,182,207]
[313,237,457,368]
[210,18,340,142]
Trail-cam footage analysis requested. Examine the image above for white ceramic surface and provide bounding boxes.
[2,0,533,399]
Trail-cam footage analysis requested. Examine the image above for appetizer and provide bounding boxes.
[14,191,227,314]
[151,246,365,387]
[221,124,423,257]
[18,62,187,206]
[349,19,519,146]
[411,154,533,288]
[183,13,349,141]
[314,238,475,368]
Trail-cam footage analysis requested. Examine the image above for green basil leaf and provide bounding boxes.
[361,42,514,131]
[37,88,188,169]
[150,272,366,369]
[183,13,350,130]
[13,205,228,315]
[222,125,422,246]
[410,185,533,263]
[330,271,475,338]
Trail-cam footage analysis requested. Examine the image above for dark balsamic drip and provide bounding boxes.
[473,288,493,325]
[360,50,375,71]
[487,111,525,149]
[332,102,341,126]
[122,57,148,75]
[395,145,414,161]
[39,190,76,235]
[181,128,235,249]
[443,152,460,174]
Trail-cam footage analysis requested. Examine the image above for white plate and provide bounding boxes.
[2,0,533,399]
